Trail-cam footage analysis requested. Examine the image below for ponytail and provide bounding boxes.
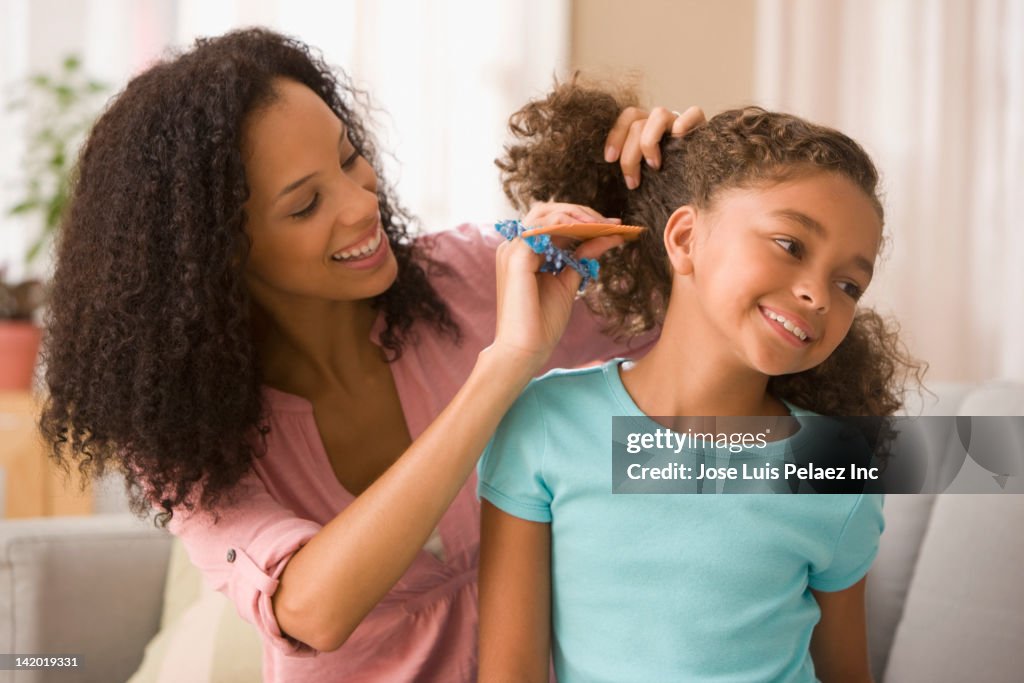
[497,76,633,218]
[497,77,675,335]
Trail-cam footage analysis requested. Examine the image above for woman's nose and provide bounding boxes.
[335,171,378,226]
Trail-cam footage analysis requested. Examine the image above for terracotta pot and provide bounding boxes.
[0,321,42,391]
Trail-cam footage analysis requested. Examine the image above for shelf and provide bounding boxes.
[0,391,92,517]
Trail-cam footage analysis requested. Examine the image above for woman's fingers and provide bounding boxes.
[617,118,646,189]
[548,236,624,297]
[638,107,677,170]
[523,201,621,228]
[565,206,601,223]
[611,105,707,189]
[603,105,646,163]
[671,105,706,138]
[574,234,626,261]
[549,234,627,294]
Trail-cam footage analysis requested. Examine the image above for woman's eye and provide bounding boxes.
[292,193,320,219]
[837,281,863,300]
[341,149,360,170]
[774,237,803,257]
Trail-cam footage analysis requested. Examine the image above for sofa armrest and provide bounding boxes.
[0,514,172,683]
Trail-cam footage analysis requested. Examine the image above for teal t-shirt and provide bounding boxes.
[478,359,884,683]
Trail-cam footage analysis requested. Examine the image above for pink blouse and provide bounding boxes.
[169,224,654,682]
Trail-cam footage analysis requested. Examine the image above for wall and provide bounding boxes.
[571,0,757,114]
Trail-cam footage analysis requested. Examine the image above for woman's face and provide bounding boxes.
[684,172,882,377]
[241,78,397,308]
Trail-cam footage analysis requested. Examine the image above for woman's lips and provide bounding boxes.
[331,222,381,259]
[330,225,389,269]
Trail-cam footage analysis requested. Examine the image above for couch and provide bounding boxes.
[1,382,1022,683]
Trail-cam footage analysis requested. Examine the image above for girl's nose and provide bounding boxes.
[794,278,830,314]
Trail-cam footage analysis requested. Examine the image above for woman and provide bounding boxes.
[40,28,699,680]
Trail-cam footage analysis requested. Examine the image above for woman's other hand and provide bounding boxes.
[605,104,706,189]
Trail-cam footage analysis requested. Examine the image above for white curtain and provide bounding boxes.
[756,0,1024,383]
[0,0,569,278]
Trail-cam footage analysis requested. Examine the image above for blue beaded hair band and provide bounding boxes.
[494,219,600,294]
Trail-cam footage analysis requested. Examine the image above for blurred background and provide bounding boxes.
[1,0,1021,384]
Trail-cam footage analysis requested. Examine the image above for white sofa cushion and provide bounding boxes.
[883,494,1024,682]
[0,514,171,683]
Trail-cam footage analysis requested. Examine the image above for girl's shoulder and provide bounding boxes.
[532,360,614,390]
[519,360,624,417]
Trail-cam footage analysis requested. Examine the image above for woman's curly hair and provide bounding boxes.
[498,77,923,416]
[40,28,458,524]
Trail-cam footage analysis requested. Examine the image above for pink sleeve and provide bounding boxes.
[167,470,323,656]
[422,223,658,370]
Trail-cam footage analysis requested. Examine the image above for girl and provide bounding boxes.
[39,30,696,681]
[479,81,921,682]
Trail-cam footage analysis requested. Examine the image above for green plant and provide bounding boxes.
[6,54,108,266]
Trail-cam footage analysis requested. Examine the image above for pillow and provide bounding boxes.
[127,538,262,683]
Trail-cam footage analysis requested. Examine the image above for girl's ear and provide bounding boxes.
[664,206,698,275]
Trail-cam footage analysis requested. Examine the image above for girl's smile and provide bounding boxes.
[759,305,814,345]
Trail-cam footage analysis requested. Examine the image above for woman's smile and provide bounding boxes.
[330,222,390,269]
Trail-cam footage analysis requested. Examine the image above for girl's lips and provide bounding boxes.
[759,306,813,347]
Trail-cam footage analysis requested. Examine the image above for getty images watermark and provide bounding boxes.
[612,415,1024,494]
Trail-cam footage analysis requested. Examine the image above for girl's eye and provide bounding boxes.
[341,149,360,170]
[292,193,320,219]
[774,237,803,258]
[837,281,864,300]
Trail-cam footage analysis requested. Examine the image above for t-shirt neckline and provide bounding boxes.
[600,357,817,457]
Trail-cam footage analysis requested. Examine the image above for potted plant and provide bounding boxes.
[1,55,107,391]
[0,276,46,390]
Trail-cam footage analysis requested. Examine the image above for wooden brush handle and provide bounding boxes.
[521,222,646,241]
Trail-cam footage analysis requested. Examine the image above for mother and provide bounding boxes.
[40,28,696,680]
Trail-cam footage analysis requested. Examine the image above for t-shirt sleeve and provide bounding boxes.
[808,494,886,592]
[167,470,323,656]
[477,383,553,523]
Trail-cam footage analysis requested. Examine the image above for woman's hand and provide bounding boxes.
[605,104,706,189]
[491,203,624,375]
[521,201,621,228]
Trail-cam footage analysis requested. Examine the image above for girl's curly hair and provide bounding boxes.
[498,78,923,416]
[40,28,458,523]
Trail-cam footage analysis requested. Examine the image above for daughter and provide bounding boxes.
[479,81,919,682]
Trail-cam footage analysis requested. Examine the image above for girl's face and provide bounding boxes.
[682,172,882,377]
[241,78,398,308]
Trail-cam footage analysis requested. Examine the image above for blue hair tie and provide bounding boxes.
[494,219,600,294]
